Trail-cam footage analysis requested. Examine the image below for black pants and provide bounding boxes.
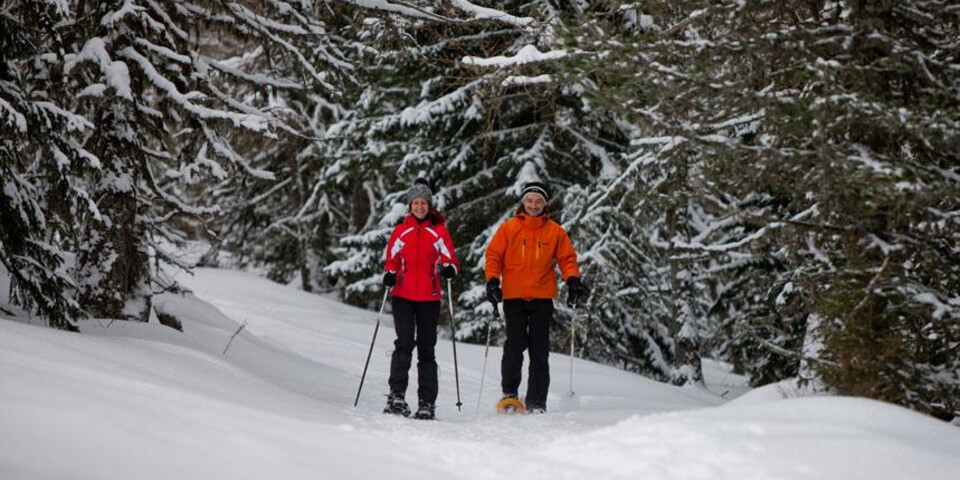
[501,298,553,408]
[388,297,440,404]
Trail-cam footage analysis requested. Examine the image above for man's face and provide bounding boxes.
[522,193,546,217]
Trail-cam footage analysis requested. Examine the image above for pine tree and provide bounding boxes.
[203,1,363,293]
[1,0,86,329]
[565,0,960,415]
[324,2,631,347]
[2,0,363,324]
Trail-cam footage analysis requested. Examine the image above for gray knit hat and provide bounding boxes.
[406,177,432,205]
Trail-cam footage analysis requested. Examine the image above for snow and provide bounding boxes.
[0,97,27,133]
[775,281,795,306]
[848,144,901,176]
[725,378,819,407]
[63,38,133,100]
[507,161,543,198]
[3,267,959,480]
[51,146,71,170]
[134,39,191,65]
[502,74,553,87]
[35,101,94,133]
[867,233,902,255]
[77,83,108,98]
[462,45,568,67]
[700,358,751,400]
[448,0,535,29]
[639,14,655,29]
[41,0,70,17]
[118,47,270,132]
[345,0,449,22]
[100,0,143,26]
[207,59,302,89]
[913,292,953,320]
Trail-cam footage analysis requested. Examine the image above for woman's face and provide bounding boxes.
[411,198,429,220]
[522,194,546,217]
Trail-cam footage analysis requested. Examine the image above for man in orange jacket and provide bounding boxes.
[485,181,588,413]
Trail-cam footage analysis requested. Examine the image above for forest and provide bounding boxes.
[2,0,958,421]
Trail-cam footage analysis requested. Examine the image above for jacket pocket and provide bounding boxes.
[505,235,526,268]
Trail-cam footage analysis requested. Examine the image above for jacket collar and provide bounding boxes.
[403,214,432,227]
[515,211,549,228]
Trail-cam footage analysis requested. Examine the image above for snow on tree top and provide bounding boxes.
[501,74,552,87]
[462,45,568,68]
[63,38,133,100]
[449,0,535,29]
[0,98,28,133]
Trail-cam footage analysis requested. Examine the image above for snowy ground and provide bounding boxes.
[2,268,959,480]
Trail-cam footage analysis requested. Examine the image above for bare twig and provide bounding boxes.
[661,4,734,38]
[845,256,892,326]
[784,219,853,232]
[748,328,838,368]
[222,320,249,356]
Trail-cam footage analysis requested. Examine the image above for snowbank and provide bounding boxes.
[724,377,822,406]
[3,267,958,480]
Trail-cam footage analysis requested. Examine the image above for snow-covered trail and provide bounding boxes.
[171,268,722,430]
[3,267,959,480]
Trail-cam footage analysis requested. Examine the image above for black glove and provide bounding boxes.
[486,278,502,304]
[566,277,588,307]
[440,264,457,279]
[383,271,396,287]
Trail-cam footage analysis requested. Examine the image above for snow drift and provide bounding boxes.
[2,268,958,480]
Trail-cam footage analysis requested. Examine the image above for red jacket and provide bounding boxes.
[385,214,460,302]
[485,212,580,300]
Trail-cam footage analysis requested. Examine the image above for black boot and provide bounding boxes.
[526,402,547,414]
[413,400,436,420]
[383,392,411,417]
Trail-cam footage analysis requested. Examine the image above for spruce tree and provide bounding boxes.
[2,0,362,324]
[324,2,629,347]
[565,0,960,414]
[1,0,85,329]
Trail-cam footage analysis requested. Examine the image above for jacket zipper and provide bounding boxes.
[536,239,541,260]
[522,238,526,260]
[416,226,421,296]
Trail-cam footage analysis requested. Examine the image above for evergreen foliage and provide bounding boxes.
[563,0,960,412]
[2,0,957,420]
[1,0,86,330]
[2,0,363,325]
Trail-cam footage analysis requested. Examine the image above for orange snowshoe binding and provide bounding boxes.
[496,394,526,414]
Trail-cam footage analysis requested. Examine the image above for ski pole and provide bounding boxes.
[475,302,499,416]
[447,278,463,411]
[354,288,390,407]
[569,306,576,398]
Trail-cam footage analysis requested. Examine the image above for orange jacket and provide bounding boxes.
[485,212,580,300]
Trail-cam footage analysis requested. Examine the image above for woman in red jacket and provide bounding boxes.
[382,178,460,419]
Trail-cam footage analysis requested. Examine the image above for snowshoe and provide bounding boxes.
[496,394,525,414]
[383,392,411,417]
[412,401,436,420]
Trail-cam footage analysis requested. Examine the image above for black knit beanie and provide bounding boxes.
[520,182,549,202]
